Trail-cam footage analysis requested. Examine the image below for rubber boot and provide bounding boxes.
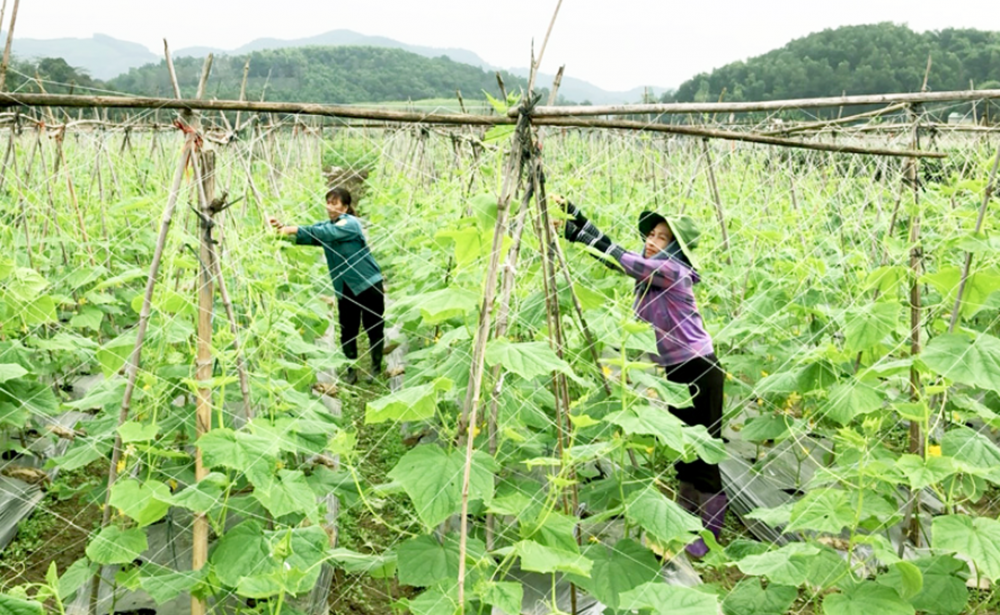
[699,490,728,544]
[365,342,384,383]
[677,482,709,558]
[343,366,358,385]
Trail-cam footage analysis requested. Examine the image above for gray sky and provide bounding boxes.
[10,0,1000,91]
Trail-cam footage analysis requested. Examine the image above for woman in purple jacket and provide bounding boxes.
[561,199,726,558]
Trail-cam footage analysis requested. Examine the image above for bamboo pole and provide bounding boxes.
[0,0,19,91]
[948,141,1000,332]
[701,139,732,264]
[519,88,1000,117]
[456,110,532,614]
[762,102,909,136]
[190,148,215,615]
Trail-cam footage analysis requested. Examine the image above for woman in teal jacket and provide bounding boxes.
[269,187,385,384]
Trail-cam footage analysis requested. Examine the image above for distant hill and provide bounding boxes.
[108,46,534,105]
[4,32,157,80]
[5,29,664,105]
[666,23,1000,108]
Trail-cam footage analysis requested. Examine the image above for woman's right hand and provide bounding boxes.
[267,216,283,230]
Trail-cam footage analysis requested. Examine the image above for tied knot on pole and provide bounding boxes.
[173,118,204,150]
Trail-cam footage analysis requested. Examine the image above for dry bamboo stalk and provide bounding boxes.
[190,149,215,615]
[521,88,1000,117]
[234,57,250,132]
[163,40,182,100]
[701,139,732,264]
[762,102,909,136]
[0,0,19,91]
[456,112,531,614]
[948,141,1000,332]
[527,0,564,94]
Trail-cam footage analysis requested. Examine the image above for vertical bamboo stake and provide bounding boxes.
[234,58,250,133]
[191,148,216,615]
[948,141,1000,332]
[456,111,531,613]
[0,0,20,92]
[701,138,731,264]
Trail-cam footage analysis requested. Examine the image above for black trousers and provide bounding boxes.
[338,281,385,361]
[664,353,725,493]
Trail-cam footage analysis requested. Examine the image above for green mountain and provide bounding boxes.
[666,23,1000,105]
[108,46,534,105]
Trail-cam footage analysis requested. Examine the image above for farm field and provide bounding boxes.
[0,106,999,615]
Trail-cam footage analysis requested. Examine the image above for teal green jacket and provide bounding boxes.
[294,214,383,297]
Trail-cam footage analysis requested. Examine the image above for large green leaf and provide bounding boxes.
[568,539,659,611]
[923,267,1000,319]
[387,445,495,530]
[169,473,228,513]
[513,540,592,577]
[57,558,97,601]
[923,333,1000,394]
[819,381,885,425]
[195,427,278,485]
[740,415,794,443]
[140,568,203,605]
[895,454,957,490]
[404,587,459,615]
[109,479,171,527]
[735,543,820,586]
[822,581,915,615]
[485,340,577,381]
[365,379,451,424]
[877,555,969,615]
[252,470,320,521]
[413,288,480,324]
[209,521,272,587]
[396,534,486,587]
[0,364,27,383]
[479,581,522,615]
[618,582,720,615]
[625,486,702,546]
[932,514,1000,581]
[85,526,148,564]
[786,488,855,534]
[843,302,900,352]
[941,426,1000,482]
[605,405,686,452]
[722,579,798,615]
[0,594,44,615]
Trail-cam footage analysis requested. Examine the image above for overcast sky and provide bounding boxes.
[10,0,1000,92]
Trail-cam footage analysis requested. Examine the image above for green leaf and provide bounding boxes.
[170,473,228,513]
[405,587,459,615]
[888,561,924,600]
[736,543,819,586]
[252,470,319,521]
[618,581,720,615]
[328,548,396,577]
[895,454,957,490]
[485,340,577,381]
[932,514,1000,581]
[625,486,702,545]
[0,594,44,615]
[923,333,1000,394]
[786,488,855,535]
[117,421,159,443]
[484,124,515,143]
[605,405,686,452]
[69,306,104,331]
[865,266,906,294]
[877,555,968,615]
[942,426,1000,482]
[109,479,171,527]
[923,267,1000,319]
[514,540,592,577]
[722,579,798,615]
[414,288,479,324]
[210,521,272,588]
[567,539,659,611]
[469,193,499,230]
[396,534,485,588]
[57,558,96,600]
[479,581,522,615]
[20,295,57,325]
[195,427,278,485]
[823,581,915,615]
[366,383,437,424]
[740,415,793,443]
[140,568,202,605]
[0,364,27,383]
[843,302,900,353]
[85,526,148,564]
[387,445,495,530]
[819,381,884,425]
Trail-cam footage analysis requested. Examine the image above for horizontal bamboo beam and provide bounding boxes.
[0,92,945,157]
[520,89,1000,117]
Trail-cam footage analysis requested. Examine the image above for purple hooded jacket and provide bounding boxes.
[615,249,715,367]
